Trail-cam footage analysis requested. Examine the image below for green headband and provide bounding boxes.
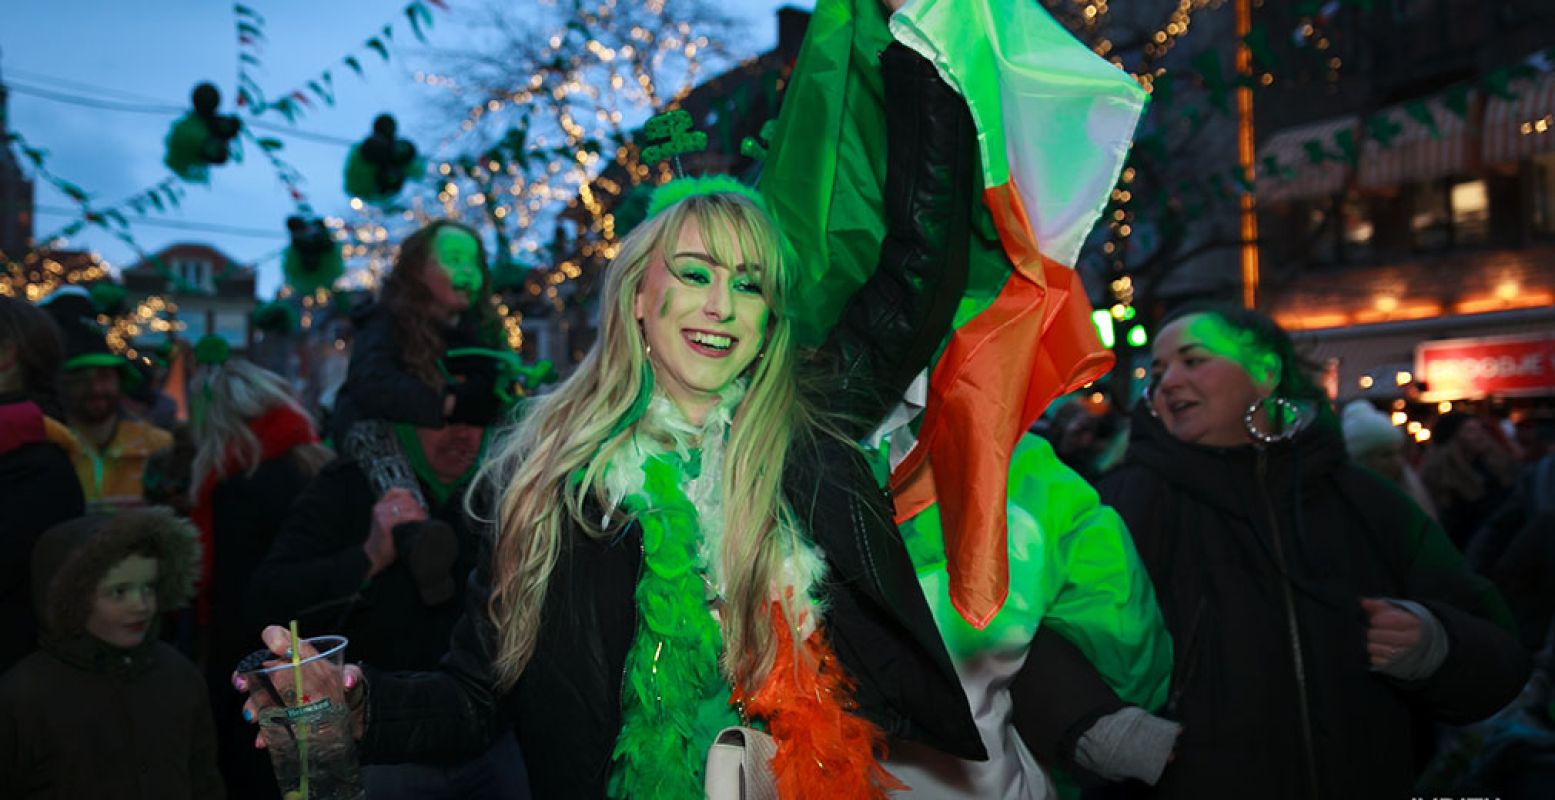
[644,174,767,219]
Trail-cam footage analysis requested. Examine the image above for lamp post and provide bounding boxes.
[1236,0,1260,309]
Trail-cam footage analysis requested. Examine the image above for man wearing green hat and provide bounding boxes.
[39,286,172,508]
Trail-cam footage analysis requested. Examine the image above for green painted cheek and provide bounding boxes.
[656,288,673,319]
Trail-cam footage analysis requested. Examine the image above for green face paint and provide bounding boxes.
[635,223,771,422]
[433,227,483,298]
[1157,314,1278,387]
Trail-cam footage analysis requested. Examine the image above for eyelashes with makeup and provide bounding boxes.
[672,265,764,296]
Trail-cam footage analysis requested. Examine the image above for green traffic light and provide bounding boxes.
[1092,309,1116,348]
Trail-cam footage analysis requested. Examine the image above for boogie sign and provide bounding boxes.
[1416,333,1555,399]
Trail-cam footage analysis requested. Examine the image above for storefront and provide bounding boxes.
[1291,307,1555,445]
[1416,331,1555,402]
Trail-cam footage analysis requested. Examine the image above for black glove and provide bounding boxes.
[444,354,502,426]
[391,520,459,607]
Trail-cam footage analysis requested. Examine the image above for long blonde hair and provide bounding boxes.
[480,191,818,691]
[189,358,331,498]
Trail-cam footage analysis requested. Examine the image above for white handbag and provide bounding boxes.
[704,726,780,800]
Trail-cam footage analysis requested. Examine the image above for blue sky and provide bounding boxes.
[2,0,802,296]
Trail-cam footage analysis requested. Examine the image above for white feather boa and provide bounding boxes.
[601,381,826,635]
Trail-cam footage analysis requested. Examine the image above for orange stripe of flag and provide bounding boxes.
[889,180,1114,628]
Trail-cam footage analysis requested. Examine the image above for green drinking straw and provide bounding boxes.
[290,619,309,800]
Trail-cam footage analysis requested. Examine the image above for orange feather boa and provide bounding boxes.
[739,602,907,799]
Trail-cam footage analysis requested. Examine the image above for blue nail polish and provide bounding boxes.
[243,708,254,722]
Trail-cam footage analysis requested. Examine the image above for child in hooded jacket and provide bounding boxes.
[0,507,224,800]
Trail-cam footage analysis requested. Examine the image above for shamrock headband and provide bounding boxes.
[645,174,767,219]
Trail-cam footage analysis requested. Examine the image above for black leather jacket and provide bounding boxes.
[358,438,984,796]
[356,41,987,798]
[816,41,975,440]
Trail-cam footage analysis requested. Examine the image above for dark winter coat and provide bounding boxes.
[0,396,85,672]
[245,457,482,671]
[204,449,321,800]
[355,435,985,798]
[0,508,223,800]
[1095,405,1530,799]
[207,451,323,675]
[329,303,495,439]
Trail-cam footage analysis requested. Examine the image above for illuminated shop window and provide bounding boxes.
[1450,179,1489,245]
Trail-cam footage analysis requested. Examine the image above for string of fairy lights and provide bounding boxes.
[1059,0,1234,327]
[0,251,186,356]
[379,0,725,307]
[1065,0,1366,337]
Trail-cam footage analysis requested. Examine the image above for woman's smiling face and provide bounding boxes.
[634,219,769,423]
[1149,312,1277,447]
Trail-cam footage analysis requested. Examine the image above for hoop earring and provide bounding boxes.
[1243,395,1303,445]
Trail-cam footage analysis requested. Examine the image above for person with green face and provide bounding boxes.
[327,219,508,575]
[331,219,504,443]
[1083,302,1530,798]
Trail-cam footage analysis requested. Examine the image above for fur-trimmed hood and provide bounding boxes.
[31,506,201,641]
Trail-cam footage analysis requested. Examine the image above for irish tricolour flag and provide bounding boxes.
[762,0,1146,628]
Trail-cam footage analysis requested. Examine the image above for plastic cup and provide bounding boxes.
[237,635,365,800]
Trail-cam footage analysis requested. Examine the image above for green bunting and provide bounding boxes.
[1404,100,1440,140]
[235,1,442,122]
[1367,114,1403,147]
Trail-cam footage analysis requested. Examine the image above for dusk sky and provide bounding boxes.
[2,0,801,296]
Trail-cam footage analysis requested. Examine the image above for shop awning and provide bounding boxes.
[1483,71,1555,165]
[1256,116,1357,204]
[1358,94,1477,188]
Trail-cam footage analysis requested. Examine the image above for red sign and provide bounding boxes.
[1416,333,1555,399]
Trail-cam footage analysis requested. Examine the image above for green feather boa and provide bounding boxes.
[606,453,741,799]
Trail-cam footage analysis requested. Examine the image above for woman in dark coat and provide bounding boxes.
[0,296,84,673]
[186,342,331,800]
[1096,304,1530,798]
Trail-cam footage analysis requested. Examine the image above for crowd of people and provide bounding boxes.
[3,0,1552,798]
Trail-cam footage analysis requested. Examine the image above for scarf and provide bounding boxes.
[602,385,897,798]
[189,405,318,624]
[391,422,490,507]
[0,398,46,456]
